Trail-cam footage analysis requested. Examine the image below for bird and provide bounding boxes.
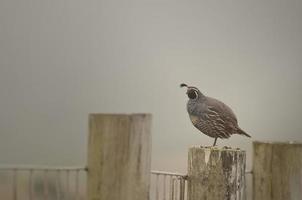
[180,83,250,146]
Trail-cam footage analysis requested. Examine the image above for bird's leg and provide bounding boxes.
[213,137,218,146]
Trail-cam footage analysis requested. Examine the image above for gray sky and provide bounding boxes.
[1,0,302,174]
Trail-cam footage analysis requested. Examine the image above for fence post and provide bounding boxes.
[87,114,152,200]
[187,146,246,200]
[253,141,302,200]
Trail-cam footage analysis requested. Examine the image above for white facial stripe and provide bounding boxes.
[193,91,198,99]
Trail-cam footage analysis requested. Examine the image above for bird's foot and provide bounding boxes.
[200,145,219,149]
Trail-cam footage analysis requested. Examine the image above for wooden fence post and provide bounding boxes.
[187,146,246,200]
[253,141,302,200]
[87,114,152,200]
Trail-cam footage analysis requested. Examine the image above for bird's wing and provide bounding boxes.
[203,97,239,137]
[205,97,238,123]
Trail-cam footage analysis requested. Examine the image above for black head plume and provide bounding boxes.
[180,83,188,88]
[180,83,203,100]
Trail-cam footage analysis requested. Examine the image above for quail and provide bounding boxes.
[180,83,250,146]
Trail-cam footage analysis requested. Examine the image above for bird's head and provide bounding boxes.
[180,83,204,100]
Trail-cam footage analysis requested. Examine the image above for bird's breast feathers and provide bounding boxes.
[189,115,200,125]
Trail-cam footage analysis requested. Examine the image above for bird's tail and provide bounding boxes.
[237,128,251,138]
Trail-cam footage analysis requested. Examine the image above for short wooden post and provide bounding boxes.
[187,146,246,200]
[87,114,152,200]
[253,141,302,200]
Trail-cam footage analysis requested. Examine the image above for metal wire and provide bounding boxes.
[0,165,86,171]
[175,178,178,200]
[151,170,186,177]
[179,178,185,200]
[29,169,33,200]
[66,170,70,199]
[151,170,187,200]
[163,175,166,200]
[56,170,61,200]
[1,165,191,200]
[0,165,86,200]
[13,169,17,200]
[44,170,48,200]
[75,170,79,200]
[169,176,174,200]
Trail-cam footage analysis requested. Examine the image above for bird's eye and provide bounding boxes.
[188,90,198,99]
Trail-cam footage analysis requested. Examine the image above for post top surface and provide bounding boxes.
[89,113,152,117]
[190,145,246,152]
[89,113,152,121]
[253,140,302,145]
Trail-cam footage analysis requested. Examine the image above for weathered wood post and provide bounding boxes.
[253,141,302,200]
[87,114,152,200]
[187,146,246,200]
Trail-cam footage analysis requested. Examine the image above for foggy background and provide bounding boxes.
[1,0,302,178]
